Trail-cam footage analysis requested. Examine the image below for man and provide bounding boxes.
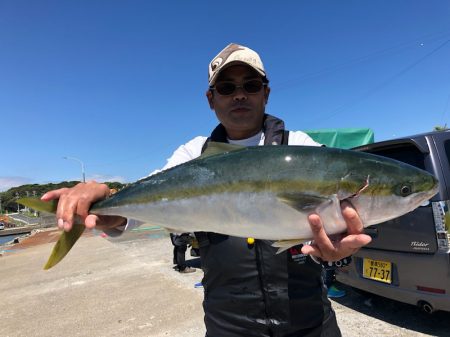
[42,43,371,336]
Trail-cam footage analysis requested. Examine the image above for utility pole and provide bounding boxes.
[33,191,37,216]
[25,191,29,213]
[16,192,20,213]
[63,156,86,182]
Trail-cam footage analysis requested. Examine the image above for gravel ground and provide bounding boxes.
[1,229,449,337]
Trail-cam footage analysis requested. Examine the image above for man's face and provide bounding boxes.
[206,65,270,140]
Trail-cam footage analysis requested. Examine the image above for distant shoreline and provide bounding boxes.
[0,227,58,250]
[0,233,29,246]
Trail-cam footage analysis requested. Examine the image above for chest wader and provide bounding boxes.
[196,114,341,337]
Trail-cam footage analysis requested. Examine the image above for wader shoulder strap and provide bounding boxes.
[282,130,289,145]
[201,137,211,154]
[194,231,210,248]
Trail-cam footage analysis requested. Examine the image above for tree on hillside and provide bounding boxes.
[0,181,126,213]
[434,124,448,131]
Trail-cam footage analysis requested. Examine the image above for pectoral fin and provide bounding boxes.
[44,224,85,270]
[277,193,332,212]
[272,239,310,254]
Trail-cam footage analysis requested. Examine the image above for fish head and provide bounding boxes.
[343,157,439,227]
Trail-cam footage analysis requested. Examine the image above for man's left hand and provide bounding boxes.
[301,201,372,261]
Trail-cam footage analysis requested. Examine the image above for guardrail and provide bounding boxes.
[0,224,43,236]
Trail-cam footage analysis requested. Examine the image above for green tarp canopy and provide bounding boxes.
[305,128,374,149]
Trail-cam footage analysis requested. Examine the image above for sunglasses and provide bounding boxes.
[211,80,266,96]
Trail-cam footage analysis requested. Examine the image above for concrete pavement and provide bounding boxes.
[1,229,449,337]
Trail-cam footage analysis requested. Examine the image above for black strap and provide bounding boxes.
[201,137,210,154]
[263,114,285,145]
[282,129,289,145]
[201,114,289,152]
[194,231,210,248]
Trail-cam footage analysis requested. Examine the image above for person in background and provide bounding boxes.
[323,259,350,298]
[170,232,196,273]
[42,43,372,337]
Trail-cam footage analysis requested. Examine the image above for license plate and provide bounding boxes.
[363,258,392,284]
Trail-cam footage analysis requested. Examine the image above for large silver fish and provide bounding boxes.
[19,142,439,269]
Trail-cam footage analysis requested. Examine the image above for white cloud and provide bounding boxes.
[0,177,32,192]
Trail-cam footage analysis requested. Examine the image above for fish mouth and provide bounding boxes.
[413,176,439,206]
[411,186,439,208]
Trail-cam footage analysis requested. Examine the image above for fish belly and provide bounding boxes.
[95,192,347,240]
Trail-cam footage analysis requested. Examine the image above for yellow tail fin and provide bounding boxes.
[17,197,57,214]
[44,224,85,270]
[17,197,85,270]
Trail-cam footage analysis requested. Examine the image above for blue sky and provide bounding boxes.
[1,1,450,191]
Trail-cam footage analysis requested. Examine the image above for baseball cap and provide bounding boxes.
[208,43,267,86]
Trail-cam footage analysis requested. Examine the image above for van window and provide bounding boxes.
[444,140,450,168]
[368,144,426,170]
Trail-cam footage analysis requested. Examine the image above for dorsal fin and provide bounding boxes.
[200,141,245,158]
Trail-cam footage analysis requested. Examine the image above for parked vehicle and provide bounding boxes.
[0,222,4,230]
[336,130,450,313]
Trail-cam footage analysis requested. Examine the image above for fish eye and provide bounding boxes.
[400,185,412,197]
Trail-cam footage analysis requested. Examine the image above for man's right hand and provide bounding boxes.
[41,181,127,232]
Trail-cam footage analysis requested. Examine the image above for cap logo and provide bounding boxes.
[211,57,223,71]
[210,44,245,74]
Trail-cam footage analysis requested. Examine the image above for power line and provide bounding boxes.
[441,93,450,125]
[310,39,450,125]
[277,30,450,89]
